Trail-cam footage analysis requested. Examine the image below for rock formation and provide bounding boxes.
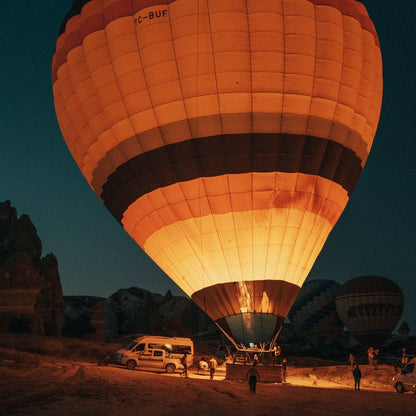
[0,201,64,335]
[63,287,222,341]
[62,296,105,339]
[90,300,106,341]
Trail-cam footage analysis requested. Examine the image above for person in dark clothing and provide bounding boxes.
[282,358,288,382]
[245,362,261,394]
[180,353,188,378]
[353,365,361,391]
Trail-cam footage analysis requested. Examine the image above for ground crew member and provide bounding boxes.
[209,356,217,380]
[282,357,288,382]
[353,365,362,391]
[245,362,261,394]
[180,353,188,378]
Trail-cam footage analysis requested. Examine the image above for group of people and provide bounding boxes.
[240,344,283,366]
[349,346,410,391]
[192,347,288,394]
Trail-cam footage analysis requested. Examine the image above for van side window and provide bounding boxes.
[403,363,414,374]
[149,343,164,350]
[153,350,163,357]
[135,343,145,351]
[172,345,191,354]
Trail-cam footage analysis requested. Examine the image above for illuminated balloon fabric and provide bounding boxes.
[52,0,383,344]
[288,279,343,346]
[335,276,404,347]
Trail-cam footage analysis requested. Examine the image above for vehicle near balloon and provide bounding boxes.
[52,0,383,346]
[115,335,194,372]
[335,276,404,347]
[288,279,343,349]
[392,358,416,394]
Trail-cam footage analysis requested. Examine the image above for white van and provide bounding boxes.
[115,335,194,373]
[392,358,416,393]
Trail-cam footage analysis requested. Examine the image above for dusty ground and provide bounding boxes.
[0,346,414,416]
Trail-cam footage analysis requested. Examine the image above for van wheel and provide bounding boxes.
[126,360,137,371]
[165,364,175,374]
[395,382,405,393]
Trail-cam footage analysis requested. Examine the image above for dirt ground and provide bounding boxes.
[0,348,414,416]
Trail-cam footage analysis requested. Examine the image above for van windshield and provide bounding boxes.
[127,341,137,350]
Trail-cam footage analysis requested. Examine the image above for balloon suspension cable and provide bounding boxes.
[213,321,239,351]
[269,326,283,349]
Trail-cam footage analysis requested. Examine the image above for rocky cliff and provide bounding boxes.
[0,201,64,335]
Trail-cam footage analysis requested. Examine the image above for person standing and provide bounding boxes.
[180,353,188,378]
[282,358,288,382]
[272,345,281,365]
[245,362,261,394]
[373,349,379,370]
[367,347,374,366]
[353,365,362,391]
[348,353,356,368]
[209,356,218,380]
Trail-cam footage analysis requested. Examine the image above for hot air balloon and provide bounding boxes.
[288,279,343,347]
[335,276,404,347]
[52,0,383,345]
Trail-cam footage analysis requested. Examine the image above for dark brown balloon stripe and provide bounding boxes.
[101,132,362,222]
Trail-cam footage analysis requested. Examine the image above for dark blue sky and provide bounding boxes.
[1,1,415,333]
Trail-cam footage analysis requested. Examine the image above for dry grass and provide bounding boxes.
[0,334,123,363]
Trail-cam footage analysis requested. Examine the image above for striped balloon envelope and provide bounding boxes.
[288,279,343,347]
[52,0,383,344]
[336,276,404,347]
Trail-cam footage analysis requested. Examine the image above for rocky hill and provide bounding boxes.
[63,288,222,342]
[0,201,64,335]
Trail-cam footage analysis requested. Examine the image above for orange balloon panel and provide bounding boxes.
[53,0,382,344]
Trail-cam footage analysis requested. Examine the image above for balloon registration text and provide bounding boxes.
[134,8,168,25]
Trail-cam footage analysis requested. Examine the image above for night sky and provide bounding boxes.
[1,1,415,333]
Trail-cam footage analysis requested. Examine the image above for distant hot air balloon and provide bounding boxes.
[335,276,404,347]
[288,279,343,347]
[52,0,383,345]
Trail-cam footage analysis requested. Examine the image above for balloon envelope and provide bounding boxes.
[288,279,343,347]
[335,276,404,347]
[52,0,382,344]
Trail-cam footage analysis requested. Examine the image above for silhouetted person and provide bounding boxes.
[180,353,188,378]
[245,362,260,394]
[272,345,281,365]
[373,349,379,370]
[282,358,288,382]
[209,356,217,380]
[367,347,374,366]
[353,365,361,391]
